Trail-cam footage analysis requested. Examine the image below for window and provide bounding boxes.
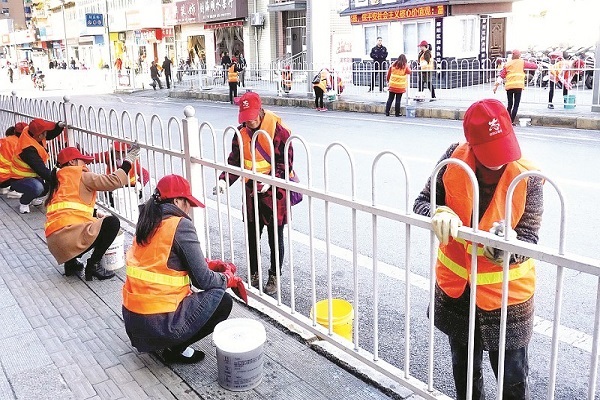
[460,18,476,53]
[364,25,388,55]
[403,21,432,57]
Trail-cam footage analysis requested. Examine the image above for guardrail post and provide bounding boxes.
[62,95,75,147]
[182,105,206,253]
[10,91,16,125]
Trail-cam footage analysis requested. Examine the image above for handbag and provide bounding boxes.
[312,70,321,84]
[254,141,303,206]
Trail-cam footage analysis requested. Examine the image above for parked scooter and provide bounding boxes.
[32,70,45,91]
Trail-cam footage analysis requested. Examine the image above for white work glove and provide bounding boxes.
[123,143,141,164]
[431,206,462,245]
[483,221,517,265]
[257,183,270,194]
[213,180,227,195]
[57,121,67,128]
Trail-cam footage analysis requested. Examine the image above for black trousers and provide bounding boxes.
[164,71,171,88]
[69,215,120,264]
[385,92,403,116]
[449,336,530,400]
[228,82,238,104]
[370,70,385,91]
[170,293,233,353]
[419,71,436,98]
[548,81,568,104]
[247,217,284,277]
[314,86,324,108]
[506,89,522,123]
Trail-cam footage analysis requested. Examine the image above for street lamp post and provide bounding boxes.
[60,0,68,66]
[104,0,114,87]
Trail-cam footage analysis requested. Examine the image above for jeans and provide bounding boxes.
[10,177,46,205]
[506,89,522,123]
[247,218,284,277]
[449,336,530,400]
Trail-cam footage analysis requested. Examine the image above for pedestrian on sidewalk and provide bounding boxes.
[7,65,13,83]
[213,92,294,295]
[413,99,544,400]
[369,37,388,92]
[0,122,26,198]
[493,49,538,124]
[0,119,65,214]
[313,68,329,111]
[227,57,242,104]
[161,56,172,89]
[238,53,247,87]
[385,54,411,117]
[123,174,237,364]
[220,51,231,85]
[418,40,436,101]
[547,53,573,109]
[150,61,163,90]
[44,145,139,280]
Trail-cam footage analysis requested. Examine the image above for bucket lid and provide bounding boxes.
[213,318,266,353]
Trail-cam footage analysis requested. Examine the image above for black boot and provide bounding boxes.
[64,259,84,276]
[85,259,115,281]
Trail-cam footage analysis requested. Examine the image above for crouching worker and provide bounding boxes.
[122,175,246,364]
[44,145,140,280]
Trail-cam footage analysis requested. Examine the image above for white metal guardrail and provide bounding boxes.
[1,96,599,399]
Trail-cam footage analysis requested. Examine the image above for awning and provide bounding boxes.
[267,0,307,12]
[339,0,447,16]
[204,20,244,30]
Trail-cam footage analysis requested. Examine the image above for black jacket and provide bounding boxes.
[370,44,388,63]
[20,122,63,182]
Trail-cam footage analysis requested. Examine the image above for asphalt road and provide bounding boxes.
[11,89,600,399]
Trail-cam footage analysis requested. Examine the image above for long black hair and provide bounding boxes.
[44,166,61,207]
[135,191,176,246]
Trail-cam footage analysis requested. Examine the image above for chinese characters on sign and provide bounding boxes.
[85,13,104,27]
[176,0,200,24]
[350,5,446,24]
[176,0,247,24]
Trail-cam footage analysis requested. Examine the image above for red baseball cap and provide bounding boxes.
[14,122,27,134]
[57,146,94,165]
[28,119,56,136]
[156,174,204,208]
[113,141,130,152]
[419,40,428,47]
[463,99,521,168]
[238,91,262,124]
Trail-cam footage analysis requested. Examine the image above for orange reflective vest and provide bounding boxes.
[240,110,288,175]
[44,166,96,237]
[123,217,191,315]
[504,59,525,90]
[10,127,49,179]
[228,64,238,82]
[437,143,536,311]
[388,66,409,92]
[0,135,19,181]
[419,53,434,71]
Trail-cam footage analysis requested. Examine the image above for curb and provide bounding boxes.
[168,90,600,131]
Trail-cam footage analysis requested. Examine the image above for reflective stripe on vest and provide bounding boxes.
[12,157,38,177]
[46,201,94,214]
[505,59,525,90]
[10,128,49,179]
[228,65,238,82]
[241,110,289,177]
[126,265,190,287]
[437,247,534,285]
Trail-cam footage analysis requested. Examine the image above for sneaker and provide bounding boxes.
[30,197,45,206]
[548,103,554,109]
[263,275,278,295]
[0,188,8,195]
[19,204,30,214]
[250,273,260,288]
[320,108,327,112]
[6,190,22,199]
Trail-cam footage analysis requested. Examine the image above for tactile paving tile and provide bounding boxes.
[0,331,52,376]
[0,304,30,340]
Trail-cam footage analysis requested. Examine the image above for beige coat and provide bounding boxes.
[46,168,129,264]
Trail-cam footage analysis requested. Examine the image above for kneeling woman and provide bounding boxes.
[122,175,233,363]
[45,146,139,280]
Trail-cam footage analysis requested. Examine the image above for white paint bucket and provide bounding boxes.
[519,118,531,127]
[213,318,266,391]
[113,187,139,222]
[101,231,125,271]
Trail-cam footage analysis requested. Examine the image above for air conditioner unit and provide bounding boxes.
[250,13,264,27]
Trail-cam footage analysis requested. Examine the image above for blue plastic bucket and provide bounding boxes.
[564,95,576,109]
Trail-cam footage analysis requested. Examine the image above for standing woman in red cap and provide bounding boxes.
[213,91,294,295]
[44,145,140,279]
[418,40,436,100]
[413,99,544,399]
[493,49,538,124]
[123,174,239,364]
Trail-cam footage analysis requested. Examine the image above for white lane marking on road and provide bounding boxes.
[205,198,595,353]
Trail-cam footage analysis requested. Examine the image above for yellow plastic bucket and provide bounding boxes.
[310,299,354,340]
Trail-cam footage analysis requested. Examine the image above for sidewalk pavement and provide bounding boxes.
[149,81,600,131]
[0,195,421,400]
